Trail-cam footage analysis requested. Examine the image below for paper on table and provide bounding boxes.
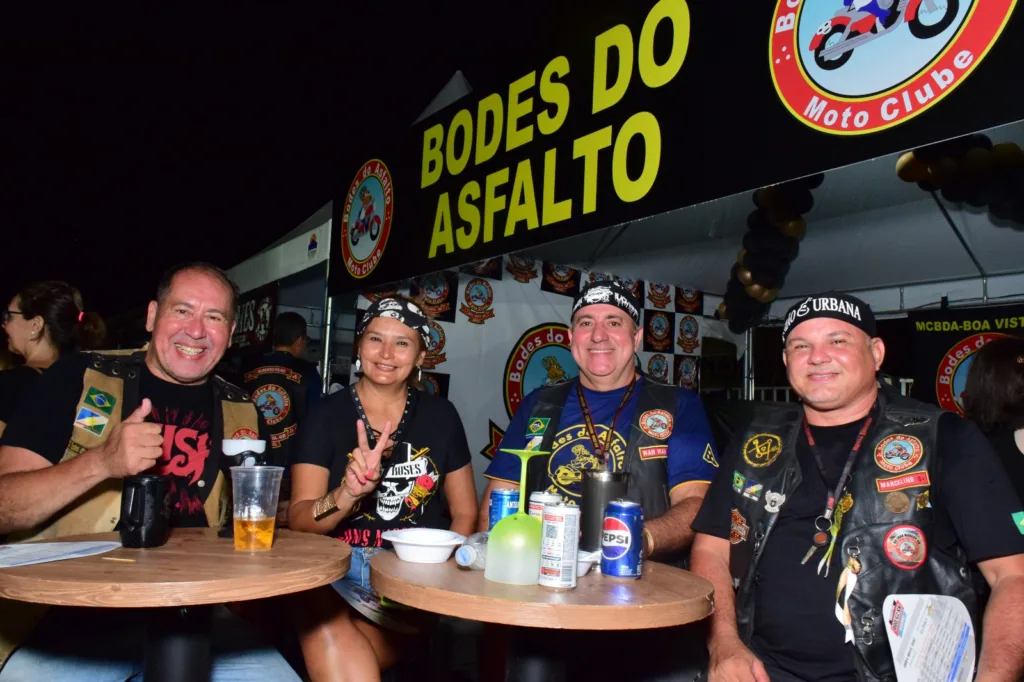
[0,542,122,568]
[882,594,976,682]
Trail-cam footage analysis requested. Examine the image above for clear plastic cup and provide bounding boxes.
[230,466,284,551]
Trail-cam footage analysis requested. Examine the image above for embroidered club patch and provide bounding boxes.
[639,445,668,460]
[742,433,782,468]
[702,443,719,468]
[231,428,259,440]
[884,525,927,570]
[639,410,673,439]
[875,471,931,493]
[84,387,117,416]
[764,491,786,514]
[74,407,109,436]
[874,435,924,474]
[730,509,749,545]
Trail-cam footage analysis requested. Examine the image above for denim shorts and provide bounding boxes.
[330,546,432,634]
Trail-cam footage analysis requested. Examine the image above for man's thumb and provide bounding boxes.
[126,398,152,424]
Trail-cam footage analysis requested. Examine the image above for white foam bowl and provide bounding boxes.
[381,529,466,563]
[222,439,266,456]
[577,549,601,577]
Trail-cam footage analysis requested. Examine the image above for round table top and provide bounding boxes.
[370,551,714,630]
[0,528,350,608]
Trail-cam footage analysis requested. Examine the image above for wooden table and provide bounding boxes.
[0,528,350,682]
[372,552,714,680]
[370,551,714,630]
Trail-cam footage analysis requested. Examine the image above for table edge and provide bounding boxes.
[369,555,714,630]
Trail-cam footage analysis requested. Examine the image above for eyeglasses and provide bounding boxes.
[2,310,25,325]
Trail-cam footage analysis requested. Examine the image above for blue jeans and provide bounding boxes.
[330,546,429,635]
[0,605,300,682]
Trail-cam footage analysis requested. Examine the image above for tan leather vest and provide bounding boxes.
[0,351,260,668]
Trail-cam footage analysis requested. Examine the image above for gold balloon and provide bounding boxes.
[717,302,728,319]
[767,205,796,226]
[745,283,765,300]
[780,216,807,240]
[991,142,1024,171]
[961,146,992,179]
[895,151,928,183]
[926,157,958,188]
[737,248,747,267]
[756,186,782,211]
[737,268,753,286]
[757,288,779,304]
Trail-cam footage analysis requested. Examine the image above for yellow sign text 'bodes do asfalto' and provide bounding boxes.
[421,0,691,259]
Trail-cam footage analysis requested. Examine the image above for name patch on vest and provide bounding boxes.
[742,433,782,468]
[639,410,673,439]
[639,445,668,460]
[884,525,927,570]
[874,435,924,473]
[875,471,931,493]
[730,509,749,544]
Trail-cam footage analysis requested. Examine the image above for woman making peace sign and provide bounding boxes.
[288,296,478,682]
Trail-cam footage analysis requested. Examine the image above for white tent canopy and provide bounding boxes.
[524,120,1024,320]
[227,201,333,295]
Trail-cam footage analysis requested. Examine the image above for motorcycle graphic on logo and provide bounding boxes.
[350,185,382,247]
[810,0,959,71]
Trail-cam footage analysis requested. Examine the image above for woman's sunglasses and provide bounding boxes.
[1,310,25,325]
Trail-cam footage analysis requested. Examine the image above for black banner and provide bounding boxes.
[908,304,1024,413]
[232,283,277,354]
[330,0,1023,294]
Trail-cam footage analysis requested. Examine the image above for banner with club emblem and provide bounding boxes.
[907,305,1024,414]
[353,254,705,496]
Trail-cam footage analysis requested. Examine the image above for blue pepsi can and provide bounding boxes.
[600,499,643,578]
[488,488,519,530]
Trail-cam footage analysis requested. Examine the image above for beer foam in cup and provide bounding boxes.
[222,439,267,456]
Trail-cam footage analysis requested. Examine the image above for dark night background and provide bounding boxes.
[2,2,569,317]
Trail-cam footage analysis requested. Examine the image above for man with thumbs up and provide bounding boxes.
[0,263,299,681]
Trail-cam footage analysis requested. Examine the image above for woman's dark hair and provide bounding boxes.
[962,336,1024,432]
[16,280,107,353]
[353,293,431,390]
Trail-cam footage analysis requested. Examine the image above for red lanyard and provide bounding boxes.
[802,410,874,523]
[577,377,636,462]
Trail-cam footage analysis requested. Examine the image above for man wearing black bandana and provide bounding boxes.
[691,292,1024,682]
[481,280,720,679]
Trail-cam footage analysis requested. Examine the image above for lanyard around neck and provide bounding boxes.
[576,377,637,462]
[802,407,875,522]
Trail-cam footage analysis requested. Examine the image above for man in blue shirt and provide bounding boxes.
[480,280,719,564]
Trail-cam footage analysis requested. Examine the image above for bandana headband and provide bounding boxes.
[571,280,642,327]
[357,298,431,347]
[781,293,876,346]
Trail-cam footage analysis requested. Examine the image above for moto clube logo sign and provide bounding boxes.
[770,0,1016,134]
[420,0,691,260]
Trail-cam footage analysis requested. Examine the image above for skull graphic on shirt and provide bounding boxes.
[372,446,439,521]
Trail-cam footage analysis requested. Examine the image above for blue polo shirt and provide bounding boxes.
[484,378,719,504]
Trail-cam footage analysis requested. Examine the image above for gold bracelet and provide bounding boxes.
[643,527,655,558]
[313,490,340,521]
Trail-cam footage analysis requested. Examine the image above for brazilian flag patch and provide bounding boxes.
[84,387,117,416]
[527,418,550,435]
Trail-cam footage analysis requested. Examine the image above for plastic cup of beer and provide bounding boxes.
[230,466,284,551]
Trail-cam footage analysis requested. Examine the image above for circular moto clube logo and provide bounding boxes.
[341,159,394,279]
[874,434,924,473]
[253,385,291,426]
[503,323,577,418]
[935,332,1011,414]
[769,0,1014,135]
[647,353,670,382]
[640,409,673,440]
[460,278,495,324]
[884,524,927,570]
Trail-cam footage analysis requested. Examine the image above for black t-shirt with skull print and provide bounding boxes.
[293,386,472,547]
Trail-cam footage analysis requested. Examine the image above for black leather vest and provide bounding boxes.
[728,391,976,682]
[523,377,681,522]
